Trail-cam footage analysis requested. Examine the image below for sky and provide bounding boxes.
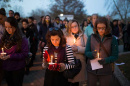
[4,0,108,17]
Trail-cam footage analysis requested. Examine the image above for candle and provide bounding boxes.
[97,53,99,58]
[2,48,4,53]
[1,48,6,56]
[49,56,55,65]
[74,39,76,44]
[51,55,53,63]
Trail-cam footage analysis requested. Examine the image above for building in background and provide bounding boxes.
[58,14,74,20]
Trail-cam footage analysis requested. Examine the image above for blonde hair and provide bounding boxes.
[66,19,82,36]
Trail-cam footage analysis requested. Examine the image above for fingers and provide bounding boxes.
[96,58,102,60]
[0,55,10,60]
[59,63,65,72]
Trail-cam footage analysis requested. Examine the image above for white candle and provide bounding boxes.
[74,39,76,44]
[97,53,99,58]
[2,48,4,53]
[51,56,53,63]
[49,56,55,65]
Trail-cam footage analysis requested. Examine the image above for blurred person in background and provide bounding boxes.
[8,10,14,17]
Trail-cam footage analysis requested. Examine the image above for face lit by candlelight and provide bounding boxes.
[71,22,79,34]
[5,21,16,35]
[50,35,61,47]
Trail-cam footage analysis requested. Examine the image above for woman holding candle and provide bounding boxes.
[42,27,75,86]
[85,17,118,86]
[0,17,29,86]
[65,20,87,86]
[0,8,6,86]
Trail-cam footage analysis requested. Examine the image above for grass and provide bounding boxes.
[116,53,130,81]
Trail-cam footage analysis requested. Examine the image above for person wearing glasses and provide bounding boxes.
[64,20,87,86]
[42,27,75,86]
[85,17,118,86]
[0,17,29,86]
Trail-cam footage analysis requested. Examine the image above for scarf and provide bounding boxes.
[48,45,66,63]
[72,33,79,39]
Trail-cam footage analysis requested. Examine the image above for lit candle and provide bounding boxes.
[2,48,4,53]
[1,48,6,56]
[74,39,76,44]
[49,55,54,65]
[97,53,99,58]
[51,55,53,63]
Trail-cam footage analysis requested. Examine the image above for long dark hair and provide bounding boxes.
[43,15,52,27]
[81,19,88,30]
[46,28,66,48]
[0,17,23,52]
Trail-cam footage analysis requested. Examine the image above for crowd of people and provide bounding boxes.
[0,7,130,86]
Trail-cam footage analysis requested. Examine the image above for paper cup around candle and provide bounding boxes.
[48,63,55,70]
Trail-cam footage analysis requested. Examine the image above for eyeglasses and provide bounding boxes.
[49,27,59,31]
[97,27,106,30]
[71,25,78,29]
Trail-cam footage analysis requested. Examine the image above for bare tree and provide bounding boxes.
[49,0,87,22]
[13,5,24,17]
[0,0,23,16]
[29,8,46,21]
[105,0,130,22]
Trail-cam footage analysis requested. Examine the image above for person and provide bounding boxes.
[64,19,87,86]
[14,12,22,29]
[62,19,69,35]
[0,8,6,85]
[0,17,29,86]
[54,17,61,28]
[8,10,14,17]
[81,19,88,32]
[21,19,30,38]
[0,8,6,39]
[28,17,38,66]
[118,20,123,43]
[21,19,32,74]
[85,17,118,86]
[84,14,98,37]
[87,16,91,25]
[111,19,120,43]
[123,21,130,51]
[39,15,53,57]
[42,27,75,86]
[106,15,113,28]
[127,21,130,51]
[60,19,64,29]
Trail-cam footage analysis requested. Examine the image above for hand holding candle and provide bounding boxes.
[1,48,6,57]
[48,55,61,71]
[48,63,61,71]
